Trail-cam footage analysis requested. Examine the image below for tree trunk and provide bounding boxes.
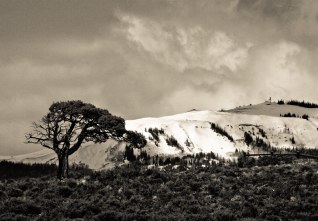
[57,154,64,180]
[57,151,69,179]
[63,148,69,178]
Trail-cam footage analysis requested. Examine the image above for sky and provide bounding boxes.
[1,0,318,155]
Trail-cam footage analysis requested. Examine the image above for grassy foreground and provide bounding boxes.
[0,161,318,221]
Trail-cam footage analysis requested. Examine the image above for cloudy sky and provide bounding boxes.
[1,0,318,155]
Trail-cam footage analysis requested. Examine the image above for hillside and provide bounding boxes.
[2,102,318,169]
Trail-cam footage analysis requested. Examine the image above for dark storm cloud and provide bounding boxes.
[1,0,318,155]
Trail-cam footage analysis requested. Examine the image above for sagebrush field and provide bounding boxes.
[1,159,318,221]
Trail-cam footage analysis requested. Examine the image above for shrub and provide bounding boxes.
[258,128,267,138]
[124,145,136,162]
[255,137,271,151]
[213,209,237,221]
[207,183,220,196]
[0,190,7,200]
[2,199,41,216]
[0,213,28,221]
[244,132,253,146]
[302,114,309,120]
[58,186,73,197]
[95,211,122,221]
[280,112,296,118]
[65,200,101,218]
[290,136,296,144]
[242,203,259,218]
[66,178,78,188]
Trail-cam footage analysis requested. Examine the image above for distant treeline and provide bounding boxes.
[146,127,181,149]
[210,123,234,142]
[243,132,272,151]
[277,99,318,108]
[0,161,57,179]
[285,147,318,156]
[147,128,164,142]
[0,161,92,180]
[239,147,318,168]
[280,112,309,120]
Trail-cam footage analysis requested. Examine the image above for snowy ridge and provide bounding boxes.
[225,102,318,118]
[2,102,318,170]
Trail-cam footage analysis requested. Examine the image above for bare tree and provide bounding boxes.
[25,100,146,179]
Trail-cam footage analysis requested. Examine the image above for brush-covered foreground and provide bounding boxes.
[1,160,318,221]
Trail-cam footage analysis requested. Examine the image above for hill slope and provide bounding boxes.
[225,101,318,118]
[2,102,318,169]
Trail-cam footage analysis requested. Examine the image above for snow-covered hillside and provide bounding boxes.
[225,101,318,118]
[2,102,318,170]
